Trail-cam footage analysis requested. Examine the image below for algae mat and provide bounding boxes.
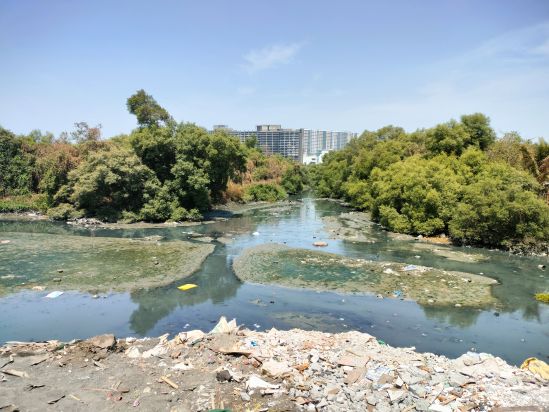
[0,232,214,294]
[233,244,498,307]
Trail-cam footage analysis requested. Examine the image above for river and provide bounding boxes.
[0,197,548,366]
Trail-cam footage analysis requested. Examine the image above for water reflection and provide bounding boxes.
[129,250,241,334]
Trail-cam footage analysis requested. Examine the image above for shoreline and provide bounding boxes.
[1,199,547,257]
[0,320,546,411]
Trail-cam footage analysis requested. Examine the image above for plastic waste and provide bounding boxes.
[392,290,403,298]
[252,231,260,236]
[209,316,238,334]
[520,357,549,380]
[45,291,64,299]
[246,374,280,390]
[177,283,198,291]
[365,365,391,381]
[403,264,417,271]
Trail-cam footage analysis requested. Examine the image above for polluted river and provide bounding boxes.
[0,197,548,367]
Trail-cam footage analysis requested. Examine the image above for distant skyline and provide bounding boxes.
[1,0,549,139]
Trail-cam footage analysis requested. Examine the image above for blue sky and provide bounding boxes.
[1,0,549,139]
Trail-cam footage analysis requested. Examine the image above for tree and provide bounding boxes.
[460,113,496,150]
[244,135,258,149]
[173,124,247,204]
[127,89,172,127]
[449,163,549,247]
[70,122,102,143]
[426,120,469,155]
[0,127,33,195]
[281,164,307,194]
[129,126,176,183]
[63,146,159,221]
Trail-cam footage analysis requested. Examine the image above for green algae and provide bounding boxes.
[233,244,498,308]
[0,232,214,294]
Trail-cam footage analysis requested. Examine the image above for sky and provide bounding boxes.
[1,0,549,139]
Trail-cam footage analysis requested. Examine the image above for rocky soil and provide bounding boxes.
[1,318,547,412]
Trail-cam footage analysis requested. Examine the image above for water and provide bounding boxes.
[1,198,548,365]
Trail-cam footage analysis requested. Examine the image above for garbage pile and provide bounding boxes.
[0,317,547,411]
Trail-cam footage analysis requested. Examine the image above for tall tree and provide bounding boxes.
[127,89,172,127]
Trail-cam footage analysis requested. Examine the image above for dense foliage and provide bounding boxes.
[0,91,301,221]
[311,113,549,249]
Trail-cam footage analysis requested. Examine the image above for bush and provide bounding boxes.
[47,203,82,220]
[0,194,48,213]
[0,128,33,196]
[64,146,160,219]
[281,165,307,194]
[243,183,287,202]
[171,207,202,222]
[448,163,549,247]
[120,211,140,223]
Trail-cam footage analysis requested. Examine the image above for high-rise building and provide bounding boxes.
[210,125,356,163]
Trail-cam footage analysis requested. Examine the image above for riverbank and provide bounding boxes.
[0,318,546,412]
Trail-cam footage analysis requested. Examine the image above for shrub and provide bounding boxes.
[47,203,82,220]
[243,183,287,202]
[0,194,48,213]
[64,146,160,219]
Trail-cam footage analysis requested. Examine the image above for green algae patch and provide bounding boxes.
[233,244,498,308]
[0,232,214,294]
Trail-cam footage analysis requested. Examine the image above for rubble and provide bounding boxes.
[0,318,547,411]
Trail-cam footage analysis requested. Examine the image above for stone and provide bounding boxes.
[344,367,366,384]
[172,362,193,371]
[410,384,427,398]
[125,346,141,358]
[448,371,474,387]
[414,399,431,411]
[366,394,378,406]
[261,359,292,378]
[387,389,406,403]
[428,403,452,412]
[240,391,250,402]
[88,334,116,349]
[216,370,232,382]
[325,384,340,396]
[337,354,369,367]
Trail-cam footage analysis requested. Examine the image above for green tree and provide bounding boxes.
[127,89,172,127]
[130,126,176,183]
[281,164,307,194]
[173,124,247,204]
[0,127,33,195]
[460,113,496,150]
[449,163,549,247]
[62,146,159,221]
[426,120,469,155]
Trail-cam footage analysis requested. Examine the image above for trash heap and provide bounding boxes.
[1,317,547,411]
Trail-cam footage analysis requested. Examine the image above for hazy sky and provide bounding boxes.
[1,0,549,139]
